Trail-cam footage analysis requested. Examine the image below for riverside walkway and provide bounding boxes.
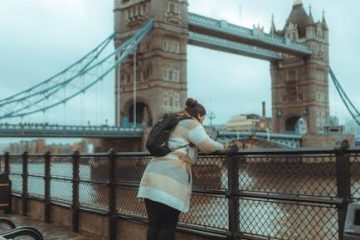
[0,213,105,240]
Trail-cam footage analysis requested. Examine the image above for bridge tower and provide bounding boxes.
[114,0,188,128]
[271,0,329,135]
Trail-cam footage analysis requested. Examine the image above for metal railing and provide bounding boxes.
[3,143,360,240]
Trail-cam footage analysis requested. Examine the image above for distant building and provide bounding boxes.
[4,139,90,154]
[225,114,260,131]
[323,116,344,134]
[224,101,272,132]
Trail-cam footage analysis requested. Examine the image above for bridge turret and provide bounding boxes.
[269,14,277,37]
[321,10,329,42]
[114,0,189,130]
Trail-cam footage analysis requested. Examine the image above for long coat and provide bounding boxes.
[137,118,224,212]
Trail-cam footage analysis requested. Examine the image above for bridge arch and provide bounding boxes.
[285,116,301,132]
[285,116,308,134]
[123,98,152,128]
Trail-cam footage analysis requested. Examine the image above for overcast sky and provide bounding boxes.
[0,0,359,128]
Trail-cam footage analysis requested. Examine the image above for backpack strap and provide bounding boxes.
[169,115,193,152]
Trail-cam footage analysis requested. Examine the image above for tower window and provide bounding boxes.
[167,1,180,14]
[163,39,180,53]
[163,68,180,82]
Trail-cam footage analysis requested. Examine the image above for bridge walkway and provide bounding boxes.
[0,213,105,240]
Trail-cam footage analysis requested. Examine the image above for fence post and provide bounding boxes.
[4,152,10,177]
[227,152,240,239]
[71,151,80,232]
[108,149,117,240]
[3,152,11,214]
[44,151,52,223]
[21,151,29,216]
[335,140,351,240]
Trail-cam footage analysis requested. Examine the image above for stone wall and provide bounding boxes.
[10,196,224,239]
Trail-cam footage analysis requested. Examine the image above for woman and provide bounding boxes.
[137,98,225,240]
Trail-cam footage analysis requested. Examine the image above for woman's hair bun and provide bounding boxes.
[186,98,197,108]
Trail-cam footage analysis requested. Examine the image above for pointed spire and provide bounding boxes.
[308,4,314,24]
[322,9,328,30]
[270,14,277,36]
[293,0,302,6]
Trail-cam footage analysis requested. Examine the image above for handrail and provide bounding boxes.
[0,226,44,240]
[0,218,16,229]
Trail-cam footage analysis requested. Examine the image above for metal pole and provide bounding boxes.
[227,152,240,239]
[71,151,80,232]
[116,66,120,126]
[133,47,137,128]
[22,151,28,216]
[335,140,351,240]
[108,149,117,240]
[4,152,11,214]
[44,151,52,223]
[4,152,10,177]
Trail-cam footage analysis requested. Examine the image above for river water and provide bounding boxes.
[7,161,360,240]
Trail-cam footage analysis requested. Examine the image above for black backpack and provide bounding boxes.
[146,113,191,156]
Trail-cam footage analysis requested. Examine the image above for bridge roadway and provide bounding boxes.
[188,12,312,60]
[217,130,302,148]
[0,123,302,148]
[0,123,143,138]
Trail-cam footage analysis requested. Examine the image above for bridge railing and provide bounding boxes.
[2,145,360,239]
[0,123,143,138]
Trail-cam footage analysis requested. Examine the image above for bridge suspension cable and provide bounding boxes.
[0,33,115,106]
[329,67,360,126]
[0,19,154,120]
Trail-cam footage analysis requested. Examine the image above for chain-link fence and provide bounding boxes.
[3,147,360,240]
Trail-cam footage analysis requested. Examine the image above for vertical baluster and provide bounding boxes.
[72,151,80,232]
[335,140,351,240]
[108,149,117,240]
[22,151,28,216]
[44,151,51,223]
[227,152,240,239]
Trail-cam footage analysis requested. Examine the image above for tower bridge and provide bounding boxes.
[115,0,330,138]
[0,0,356,149]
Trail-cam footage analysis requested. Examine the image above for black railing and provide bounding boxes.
[3,144,360,240]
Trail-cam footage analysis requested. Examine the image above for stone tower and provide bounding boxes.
[271,0,329,134]
[114,0,188,127]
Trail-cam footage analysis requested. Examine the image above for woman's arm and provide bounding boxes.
[187,122,224,153]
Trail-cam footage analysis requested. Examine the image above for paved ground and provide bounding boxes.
[0,213,105,240]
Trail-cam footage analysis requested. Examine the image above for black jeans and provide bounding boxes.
[144,199,180,240]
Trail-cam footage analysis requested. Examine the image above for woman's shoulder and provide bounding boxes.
[179,118,200,130]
